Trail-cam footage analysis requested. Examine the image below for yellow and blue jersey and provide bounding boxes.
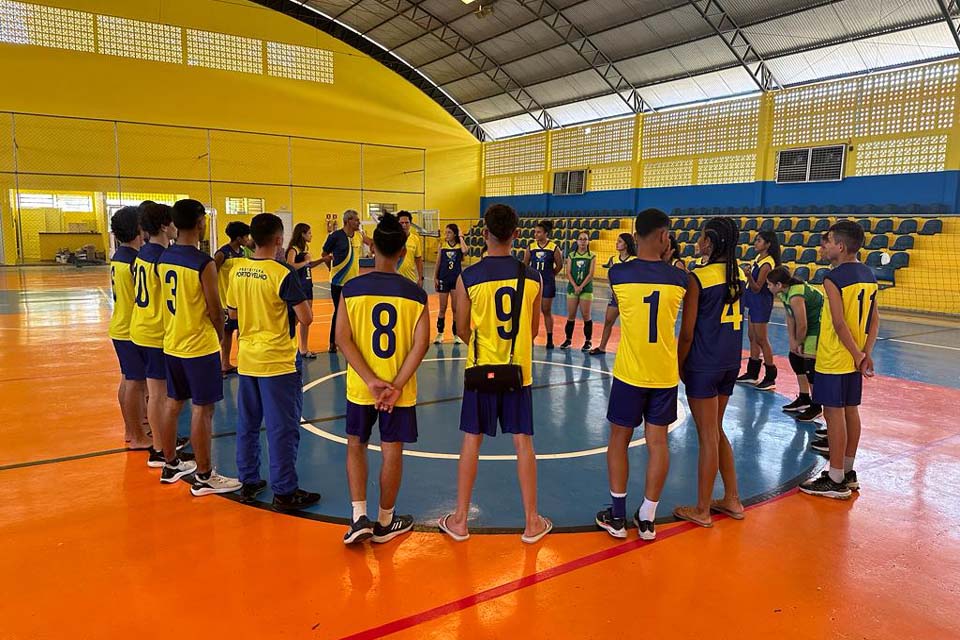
[226,258,307,377]
[437,241,464,281]
[215,243,245,309]
[109,245,138,341]
[461,256,542,387]
[323,229,363,286]
[744,254,775,309]
[528,240,557,278]
[816,262,878,375]
[609,259,687,388]
[397,233,423,283]
[685,262,745,372]
[128,242,166,349]
[343,272,427,407]
[158,244,220,359]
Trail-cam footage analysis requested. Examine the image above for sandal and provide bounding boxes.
[520,516,553,544]
[710,500,745,520]
[672,506,713,528]
[438,513,470,542]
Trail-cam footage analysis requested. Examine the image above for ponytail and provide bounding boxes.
[703,216,742,305]
[757,230,781,266]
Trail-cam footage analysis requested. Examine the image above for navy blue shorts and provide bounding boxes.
[746,299,773,324]
[113,339,146,381]
[813,371,863,408]
[436,276,459,293]
[460,386,534,437]
[165,352,224,406]
[540,276,556,299]
[133,343,166,380]
[684,368,738,399]
[345,401,418,443]
[606,378,678,427]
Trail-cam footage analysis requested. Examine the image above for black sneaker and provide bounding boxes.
[147,447,166,469]
[272,488,321,511]
[239,479,268,503]
[559,339,572,350]
[810,437,830,454]
[588,347,605,356]
[815,426,828,438]
[800,474,852,499]
[797,405,823,423]
[736,359,761,384]
[372,514,414,544]
[175,436,189,451]
[160,458,197,484]
[820,469,859,491]
[190,469,241,496]
[343,516,375,545]
[633,509,656,541]
[595,507,626,539]
[581,341,592,352]
[782,396,810,413]
[754,378,776,391]
[545,338,555,350]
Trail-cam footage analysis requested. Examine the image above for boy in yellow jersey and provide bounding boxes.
[129,203,188,468]
[158,199,241,496]
[227,213,321,510]
[396,210,424,287]
[438,204,552,544]
[336,212,430,544]
[595,209,688,541]
[321,209,371,353]
[801,221,879,499]
[215,220,250,377]
[108,206,152,451]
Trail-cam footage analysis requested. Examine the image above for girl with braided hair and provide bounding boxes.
[674,217,746,528]
[739,230,781,389]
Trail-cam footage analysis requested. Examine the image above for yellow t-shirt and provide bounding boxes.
[215,243,245,310]
[128,242,166,349]
[158,244,220,359]
[108,245,138,341]
[343,272,427,407]
[397,232,423,283]
[816,262,879,375]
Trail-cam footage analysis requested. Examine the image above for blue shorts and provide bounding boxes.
[540,276,556,299]
[813,371,863,408]
[684,368,738,399]
[436,275,459,293]
[345,401,418,443]
[132,343,166,380]
[113,339,145,381]
[460,386,534,437]
[746,299,773,324]
[165,352,224,406]
[606,378,678,427]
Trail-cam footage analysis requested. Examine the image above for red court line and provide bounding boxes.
[340,489,798,640]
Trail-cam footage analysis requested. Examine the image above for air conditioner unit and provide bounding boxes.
[776,145,846,184]
[553,169,586,195]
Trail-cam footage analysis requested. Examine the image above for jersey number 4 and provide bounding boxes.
[721,301,742,330]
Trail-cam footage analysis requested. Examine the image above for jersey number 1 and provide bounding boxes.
[643,291,660,343]
[857,289,877,332]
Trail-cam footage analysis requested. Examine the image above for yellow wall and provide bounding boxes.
[0,0,480,263]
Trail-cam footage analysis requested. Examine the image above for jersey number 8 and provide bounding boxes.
[372,302,398,358]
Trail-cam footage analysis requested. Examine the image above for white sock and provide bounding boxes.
[828,467,845,484]
[843,456,855,473]
[352,500,366,522]
[638,497,658,522]
[378,507,394,527]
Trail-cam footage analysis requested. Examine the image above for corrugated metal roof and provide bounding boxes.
[480,113,544,139]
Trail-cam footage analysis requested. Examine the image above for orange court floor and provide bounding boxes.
[1,266,959,640]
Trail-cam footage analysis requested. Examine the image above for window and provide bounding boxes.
[552,170,585,195]
[368,203,397,220]
[266,41,333,84]
[17,193,92,211]
[225,197,265,215]
[775,145,846,183]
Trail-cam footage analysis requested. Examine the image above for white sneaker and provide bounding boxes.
[433,333,443,344]
[160,458,197,484]
[453,336,464,345]
[191,469,241,496]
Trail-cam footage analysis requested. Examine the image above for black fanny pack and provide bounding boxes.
[463,260,525,393]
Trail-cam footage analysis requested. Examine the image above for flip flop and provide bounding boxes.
[520,516,553,544]
[672,506,713,528]
[710,501,746,520]
[438,513,470,542]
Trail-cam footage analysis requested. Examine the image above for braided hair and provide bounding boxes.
[703,216,742,304]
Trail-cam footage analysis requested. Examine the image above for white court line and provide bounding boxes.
[301,357,683,461]
[886,339,960,352]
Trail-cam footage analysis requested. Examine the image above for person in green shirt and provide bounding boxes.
[560,231,596,352]
[767,266,824,422]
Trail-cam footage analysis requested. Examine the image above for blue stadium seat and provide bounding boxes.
[890,252,910,269]
[682,244,696,258]
[685,218,699,231]
[797,248,816,263]
[794,218,811,233]
[920,219,943,235]
[739,231,751,244]
[811,268,829,284]
[776,219,793,232]
[874,218,893,234]
[805,233,822,247]
[866,234,889,250]
[677,231,691,243]
[611,219,621,229]
[891,235,914,250]
[744,246,757,261]
[781,247,797,263]
[857,219,872,232]
[742,218,758,232]
[735,245,744,259]
[812,219,831,233]
[794,266,811,281]
[590,230,600,240]
[775,232,786,245]
[786,232,804,246]
[865,251,883,267]
[894,219,918,235]
[759,218,774,231]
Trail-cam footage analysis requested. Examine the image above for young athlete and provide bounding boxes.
[159,199,240,496]
[129,203,186,469]
[439,204,552,544]
[767,266,824,423]
[674,216,746,527]
[337,212,430,544]
[560,231,596,352]
[109,207,152,451]
[738,230,781,390]
[286,223,324,359]
[321,210,371,354]
[595,209,688,541]
[523,220,562,349]
[215,221,251,377]
[396,211,424,288]
[228,213,320,510]
[590,233,636,356]
[434,223,467,345]
[800,222,878,499]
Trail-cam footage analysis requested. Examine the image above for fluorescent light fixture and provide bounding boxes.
[461,0,477,4]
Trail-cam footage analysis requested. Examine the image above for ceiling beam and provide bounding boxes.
[688,0,780,91]
[934,0,960,53]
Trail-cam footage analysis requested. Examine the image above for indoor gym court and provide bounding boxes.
[2,0,960,638]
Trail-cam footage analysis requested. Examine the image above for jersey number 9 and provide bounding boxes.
[494,287,517,341]
[372,302,398,358]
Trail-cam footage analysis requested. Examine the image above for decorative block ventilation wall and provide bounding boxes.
[97,15,181,64]
[855,135,948,177]
[186,29,262,74]
[551,119,634,170]
[642,98,760,159]
[0,0,93,51]
[483,133,546,176]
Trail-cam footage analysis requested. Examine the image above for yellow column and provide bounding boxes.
[755,93,775,182]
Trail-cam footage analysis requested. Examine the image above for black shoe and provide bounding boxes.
[800,474,852,499]
[819,469,859,491]
[810,437,830,454]
[372,514,414,544]
[272,488,321,511]
[588,347,605,356]
[815,426,828,438]
[559,339,572,350]
[239,479,268,503]
[147,447,166,469]
[797,405,823,423]
[595,507,626,539]
[633,509,656,541]
[175,436,189,451]
[782,396,810,412]
[581,341,592,352]
[754,365,777,391]
[737,359,761,384]
[343,516,375,545]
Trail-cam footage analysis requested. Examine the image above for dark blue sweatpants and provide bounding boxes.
[236,372,303,496]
